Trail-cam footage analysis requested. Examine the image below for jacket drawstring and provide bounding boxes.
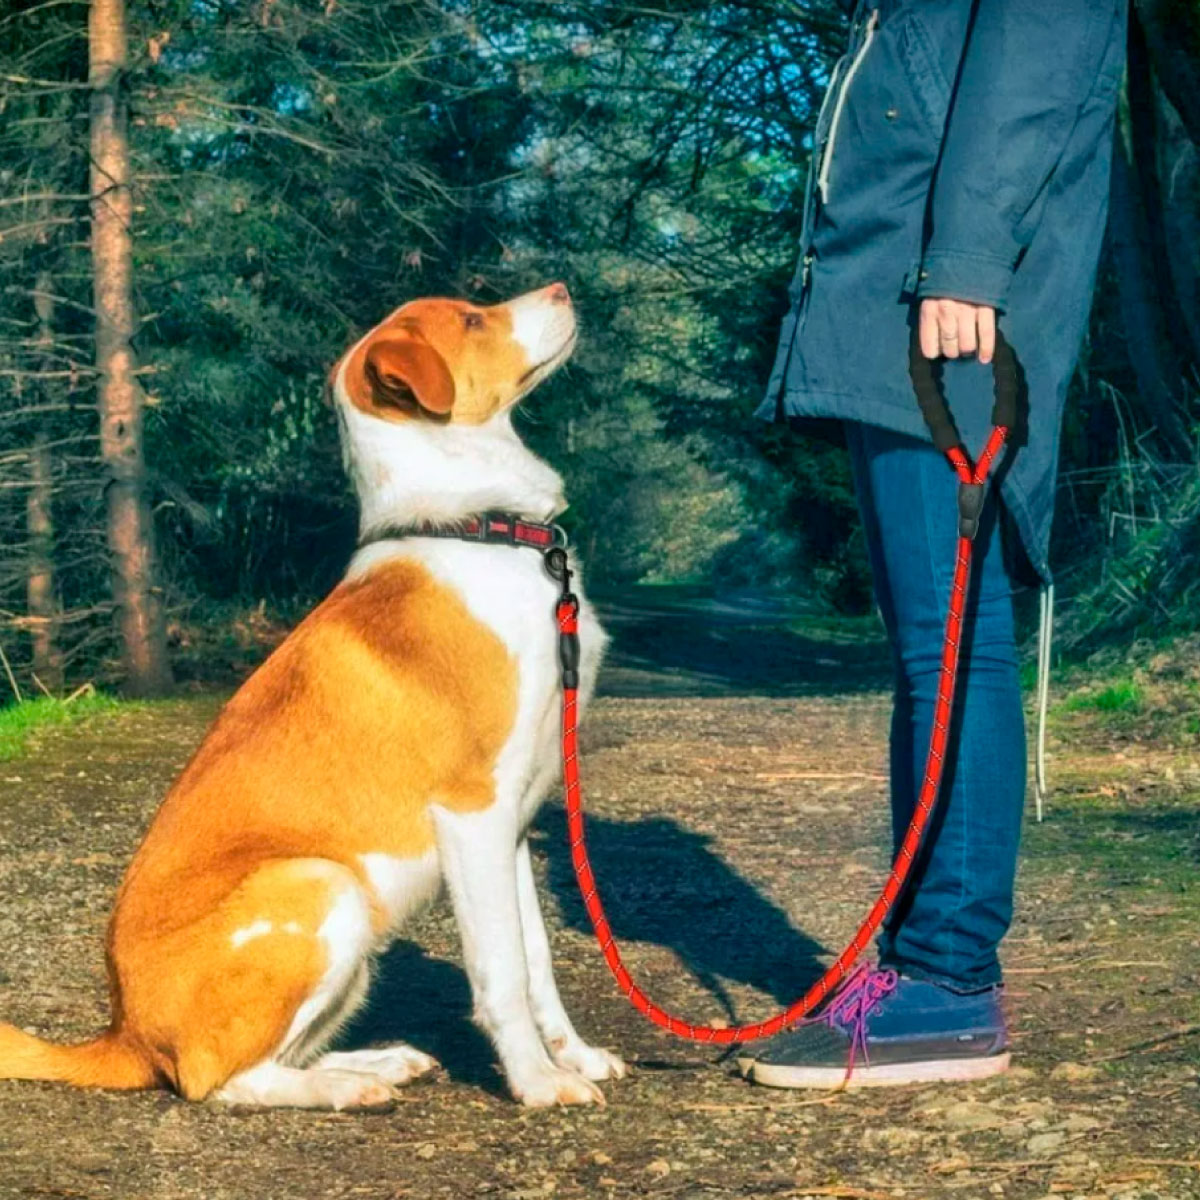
[1034,580,1054,822]
[817,9,880,205]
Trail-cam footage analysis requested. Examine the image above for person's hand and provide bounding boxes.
[919,298,996,364]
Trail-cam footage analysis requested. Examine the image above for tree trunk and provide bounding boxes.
[27,273,64,694]
[1110,146,1193,457]
[1134,0,1200,147]
[1109,12,1194,458]
[89,0,173,695]
[1157,95,1200,369]
[26,431,63,694]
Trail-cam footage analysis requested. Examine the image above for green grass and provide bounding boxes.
[1058,677,1144,715]
[1026,796,1199,914]
[0,692,130,762]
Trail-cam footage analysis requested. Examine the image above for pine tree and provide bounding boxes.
[90,0,173,695]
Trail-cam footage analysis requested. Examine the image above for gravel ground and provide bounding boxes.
[0,600,1197,1200]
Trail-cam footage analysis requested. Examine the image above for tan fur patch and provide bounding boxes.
[105,559,518,1096]
[340,299,531,426]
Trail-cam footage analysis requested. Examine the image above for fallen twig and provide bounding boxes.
[785,1189,893,1200]
[755,771,887,782]
[931,1159,1056,1175]
[1091,1023,1200,1062]
[1126,1158,1200,1170]
[1006,959,1168,975]
[0,638,22,704]
[683,1095,841,1113]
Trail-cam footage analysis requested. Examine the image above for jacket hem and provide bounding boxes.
[755,386,1052,585]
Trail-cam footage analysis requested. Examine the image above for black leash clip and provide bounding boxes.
[957,482,986,541]
[545,547,581,690]
[544,546,573,598]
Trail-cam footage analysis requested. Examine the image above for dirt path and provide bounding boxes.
[0,605,1197,1200]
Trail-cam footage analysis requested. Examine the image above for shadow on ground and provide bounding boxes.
[339,941,505,1094]
[536,810,828,1020]
[338,809,829,1082]
[594,589,890,698]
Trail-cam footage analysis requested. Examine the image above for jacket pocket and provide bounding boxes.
[812,13,945,228]
[891,10,951,138]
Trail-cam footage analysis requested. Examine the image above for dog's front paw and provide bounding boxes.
[550,1039,627,1082]
[511,1063,606,1108]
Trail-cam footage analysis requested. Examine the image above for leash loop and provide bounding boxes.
[907,328,1019,456]
[555,338,1018,1044]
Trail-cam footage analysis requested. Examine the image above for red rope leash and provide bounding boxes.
[551,413,1011,1044]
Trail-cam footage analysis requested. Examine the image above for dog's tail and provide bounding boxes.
[0,1022,155,1089]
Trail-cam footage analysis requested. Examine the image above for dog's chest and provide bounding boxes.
[354,541,605,799]
[452,546,603,757]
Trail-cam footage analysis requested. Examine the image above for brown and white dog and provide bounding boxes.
[0,283,623,1110]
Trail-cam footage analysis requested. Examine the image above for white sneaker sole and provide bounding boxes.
[748,1050,1011,1090]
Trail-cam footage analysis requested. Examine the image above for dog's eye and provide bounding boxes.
[463,312,484,331]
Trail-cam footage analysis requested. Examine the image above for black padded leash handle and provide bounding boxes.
[908,327,1020,450]
[989,330,1019,432]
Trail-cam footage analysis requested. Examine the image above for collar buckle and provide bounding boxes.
[482,511,518,545]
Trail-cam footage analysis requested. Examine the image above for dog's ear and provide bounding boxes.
[362,335,456,419]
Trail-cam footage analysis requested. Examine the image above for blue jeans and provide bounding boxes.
[846,423,1026,991]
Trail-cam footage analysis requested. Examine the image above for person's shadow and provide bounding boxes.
[338,813,827,1086]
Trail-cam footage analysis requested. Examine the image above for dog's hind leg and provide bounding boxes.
[433,801,603,1107]
[213,1060,394,1111]
[309,1044,439,1086]
[278,960,371,1068]
[131,857,391,1111]
[207,871,397,1111]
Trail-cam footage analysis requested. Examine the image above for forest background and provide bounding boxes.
[1,0,1198,696]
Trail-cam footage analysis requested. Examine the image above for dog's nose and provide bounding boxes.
[548,282,571,305]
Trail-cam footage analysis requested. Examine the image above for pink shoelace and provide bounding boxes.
[796,961,899,1082]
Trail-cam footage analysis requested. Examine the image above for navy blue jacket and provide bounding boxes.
[759,0,1128,581]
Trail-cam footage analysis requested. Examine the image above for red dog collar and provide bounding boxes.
[359,512,567,553]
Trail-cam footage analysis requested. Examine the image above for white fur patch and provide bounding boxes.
[278,883,372,1058]
[507,291,576,367]
[358,851,441,939]
[340,409,567,536]
[230,919,273,949]
[213,1061,394,1111]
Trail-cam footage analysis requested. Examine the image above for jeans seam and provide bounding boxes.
[917,443,966,980]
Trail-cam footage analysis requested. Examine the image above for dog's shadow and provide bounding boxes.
[338,939,504,1093]
[341,812,826,1085]
[536,810,827,1019]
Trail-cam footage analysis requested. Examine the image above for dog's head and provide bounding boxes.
[333,282,577,426]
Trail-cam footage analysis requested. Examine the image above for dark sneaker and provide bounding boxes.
[738,963,1009,1089]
